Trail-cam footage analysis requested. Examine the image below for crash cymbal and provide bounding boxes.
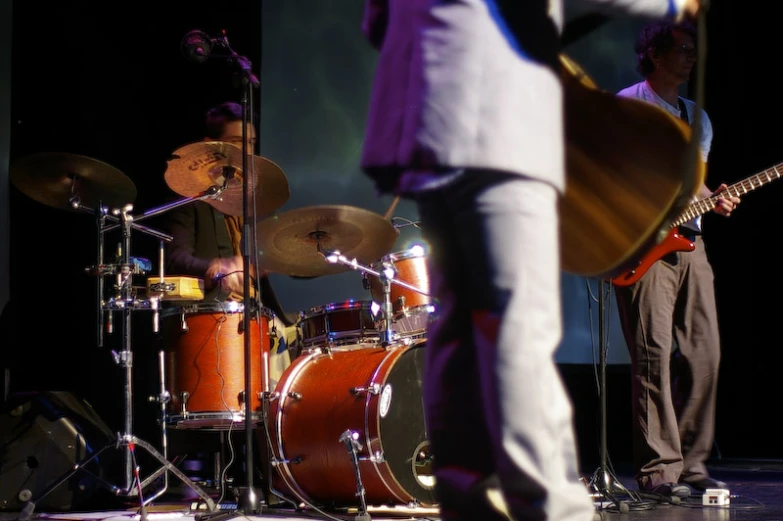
[9,152,137,211]
[164,141,290,217]
[255,205,398,277]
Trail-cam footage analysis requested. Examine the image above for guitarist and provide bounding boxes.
[613,20,741,500]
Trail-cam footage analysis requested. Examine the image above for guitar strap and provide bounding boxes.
[677,98,689,125]
[677,96,703,237]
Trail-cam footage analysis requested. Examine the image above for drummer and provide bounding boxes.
[162,101,297,384]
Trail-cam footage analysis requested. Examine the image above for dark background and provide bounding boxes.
[1,0,781,472]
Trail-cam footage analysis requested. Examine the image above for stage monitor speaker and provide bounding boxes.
[0,391,116,512]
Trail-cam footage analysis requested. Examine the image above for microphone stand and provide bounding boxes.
[586,279,646,514]
[194,35,262,521]
[238,73,260,516]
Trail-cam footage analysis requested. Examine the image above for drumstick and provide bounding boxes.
[383,195,401,220]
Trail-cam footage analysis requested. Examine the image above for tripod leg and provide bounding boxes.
[129,436,217,512]
[17,441,116,521]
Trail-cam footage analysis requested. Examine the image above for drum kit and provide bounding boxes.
[9,142,437,515]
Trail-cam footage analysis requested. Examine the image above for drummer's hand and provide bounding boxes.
[205,256,262,291]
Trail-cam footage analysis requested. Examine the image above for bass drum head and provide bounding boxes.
[266,341,435,508]
[375,342,435,504]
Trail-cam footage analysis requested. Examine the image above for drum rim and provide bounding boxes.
[161,301,275,316]
[269,343,435,507]
[370,249,427,267]
[301,300,375,316]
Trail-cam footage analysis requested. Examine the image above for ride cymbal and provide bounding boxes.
[255,205,398,277]
[9,152,137,211]
[164,141,290,217]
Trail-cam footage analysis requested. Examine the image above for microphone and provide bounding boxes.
[181,29,214,63]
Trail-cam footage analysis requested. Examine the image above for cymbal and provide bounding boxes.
[164,141,290,217]
[255,205,398,277]
[10,152,137,211]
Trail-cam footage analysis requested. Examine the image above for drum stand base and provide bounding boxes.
[340,429,372,521]
[17,435,217,521]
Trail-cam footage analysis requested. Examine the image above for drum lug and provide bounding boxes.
[359,450,385,464]
[396,295,406,314]
[271,455,302,466]
[350,383,381,396]
[179,391,190,414]
[261,391,279,402]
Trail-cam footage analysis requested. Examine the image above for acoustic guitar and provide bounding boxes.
[611,161,783,286]
[559,55,706,279]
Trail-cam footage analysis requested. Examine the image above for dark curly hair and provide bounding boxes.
[204,101,244,140]
[635,20,697,77]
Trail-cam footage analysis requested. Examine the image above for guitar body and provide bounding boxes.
[559,55,706,278]
[610,228,696,286]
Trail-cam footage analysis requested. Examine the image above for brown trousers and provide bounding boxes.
[614,235,721,488]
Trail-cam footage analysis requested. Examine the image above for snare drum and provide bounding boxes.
[161,301,273,430]
[265,340,436,508]
[299,300,381,348]
[367,249,433,336]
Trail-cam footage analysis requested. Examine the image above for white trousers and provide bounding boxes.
[415,172,594,521]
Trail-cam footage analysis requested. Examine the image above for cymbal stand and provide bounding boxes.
[322,250,430,345]
[19,201,217,521]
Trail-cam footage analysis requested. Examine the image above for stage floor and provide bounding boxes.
[2,459,783,521]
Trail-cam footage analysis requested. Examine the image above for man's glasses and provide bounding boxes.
[673,44,697,59]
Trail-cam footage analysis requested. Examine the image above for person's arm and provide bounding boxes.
[165,204,210,278]
[165,204,245,291]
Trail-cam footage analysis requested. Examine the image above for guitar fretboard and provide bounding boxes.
[670,162,783,227]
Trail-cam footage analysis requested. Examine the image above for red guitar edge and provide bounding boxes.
[611,159,783,287]
[610,230,695,286]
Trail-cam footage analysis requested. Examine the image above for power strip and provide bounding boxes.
[702,488,730,506]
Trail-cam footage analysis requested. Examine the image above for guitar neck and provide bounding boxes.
[670,162,783,228]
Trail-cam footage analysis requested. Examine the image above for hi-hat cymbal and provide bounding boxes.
[10,152,137,211]
[164,141,290,217]
[255,205,398,277]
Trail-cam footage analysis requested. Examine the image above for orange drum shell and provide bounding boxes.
[368,253,430,316]
[265,345,433,508]
[163,309,269,421]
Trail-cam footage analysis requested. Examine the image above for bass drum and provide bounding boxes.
[265,340,436,508]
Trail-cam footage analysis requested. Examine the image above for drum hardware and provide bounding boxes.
[15,198,218,520]
[366,247,433,339]
[145,350,173,505]
[253,204,397,277]
[390,216,422,230]
[261,391,278,402]
[349,384,382,396]
[323,250,430,345]
[85,256,152,277]
[179,391,191,415]
[339,430,371,521]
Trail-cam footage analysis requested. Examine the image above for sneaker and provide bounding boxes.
[680,476,728,492]
[643,482,692,499]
